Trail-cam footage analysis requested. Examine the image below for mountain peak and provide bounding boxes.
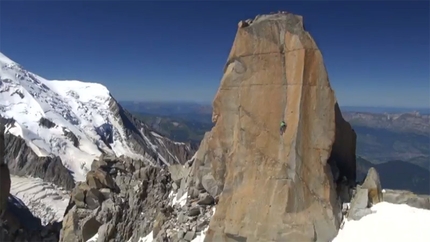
[191,12,356,241]
[238,11,304,29]
[0,52,18,67]
[0,51,194,183]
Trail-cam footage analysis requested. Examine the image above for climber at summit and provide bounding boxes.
[280,120,287,135]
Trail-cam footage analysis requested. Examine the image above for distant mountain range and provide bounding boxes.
[342,111,429,135]
[122,101,430,194]
[356,157,429,195]
[341,106,430,114]
[343,111,429,164]
[121,101,430,115]
[120,101,212,116]
[121,101,429,162]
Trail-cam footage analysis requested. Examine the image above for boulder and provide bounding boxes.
[85,188,105,210]
[153,211,167,238]
[97,222,116,242]
[347,188,373,220]
[197,193,215,206]
[191,12,357,242]
[188,206,201,217]
[99,188,112,200]
[184,230,196,241]
[59,208,83,242]
[95,199,118,224]
[168,164,189,182]
[91,158,108,171]
[86,168,117,191]
[361,167,383,205]
[201,173,222,198]
[91,154,122,171]
[81,217,102,242]
[71,182,90,208]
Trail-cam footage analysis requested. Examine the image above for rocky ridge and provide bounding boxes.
[342,111,430,135]
[1,112,195,192]
[59,153,217,242]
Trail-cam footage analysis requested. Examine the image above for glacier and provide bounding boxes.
[9,175,69,226]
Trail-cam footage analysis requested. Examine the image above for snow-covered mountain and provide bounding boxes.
[0,52,193,182]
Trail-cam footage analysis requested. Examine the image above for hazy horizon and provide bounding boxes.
[119,100,430,114]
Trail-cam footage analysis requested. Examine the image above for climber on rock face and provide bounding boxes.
[280,120,287,135]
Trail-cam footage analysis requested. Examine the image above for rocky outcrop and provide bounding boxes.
[346,167,383,221]
[60,153,216,242]
[361,167,383,205]
[60,156,172,242]
[188,12,357,242]
[0,86,195,242]
[1,117,75,190]
[39,117,57,129]
[382,189,430,210]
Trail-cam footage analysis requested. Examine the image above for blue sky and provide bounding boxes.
[0,1,428,108]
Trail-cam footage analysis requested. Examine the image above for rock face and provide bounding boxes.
[190,13,357,242]
[39,117,57,129]
[0,195,61,241]
[1,118,75,190]
[0,125,10,216]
